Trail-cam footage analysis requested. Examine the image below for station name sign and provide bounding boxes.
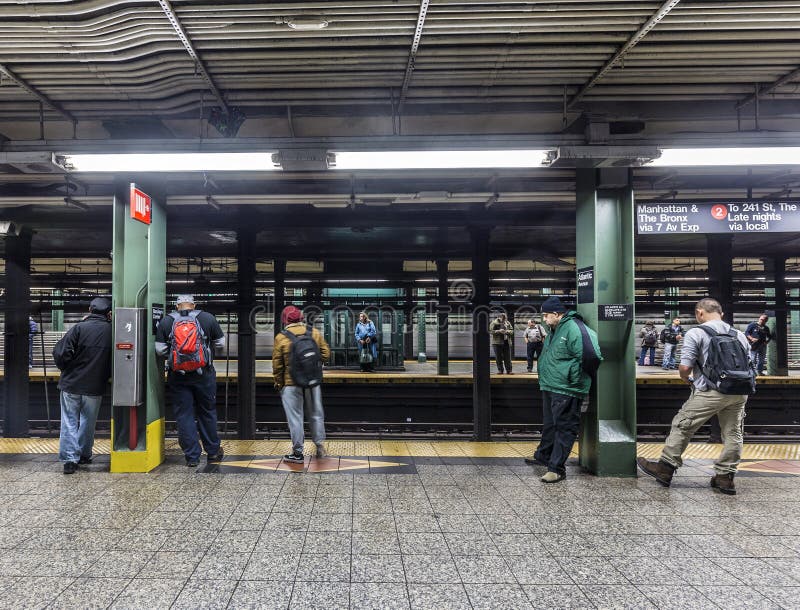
[636,201,800,234]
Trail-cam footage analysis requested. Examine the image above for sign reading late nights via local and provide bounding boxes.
[636,201,800,234]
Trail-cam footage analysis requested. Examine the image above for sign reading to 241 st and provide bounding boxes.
[636,201,800,234]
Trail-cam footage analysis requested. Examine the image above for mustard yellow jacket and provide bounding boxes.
[272,323,331,388]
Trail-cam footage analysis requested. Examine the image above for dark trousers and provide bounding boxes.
[526,342,543,370]
[534,391,582,475]
[169,370,221,461]
[493,343,512,373]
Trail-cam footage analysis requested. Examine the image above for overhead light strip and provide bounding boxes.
[331,150,551,170]
[649,147,800,167]
[60,153,280,172]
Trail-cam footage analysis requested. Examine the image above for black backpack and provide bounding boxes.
[282,325,323,388]
[574,319,602,379]
[698,325,756,395]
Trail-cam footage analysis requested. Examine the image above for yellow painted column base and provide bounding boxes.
[110,417,165,473]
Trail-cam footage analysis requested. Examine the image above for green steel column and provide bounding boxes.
[665,286,679,323]
[52,289,64,331]
[111,183,166,472]
[765,257,788,376]
[417,308,427,363]
[575,168,637,477]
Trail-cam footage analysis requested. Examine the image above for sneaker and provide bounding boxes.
[507,371,513,375]
[316,445,327,459]
[186,458,199,467]
[207,447,225,463]
[524,456,548,467]
[636,457,675,487]
[526,368,532,373]
[284,452,304,464]
[541,471,565,483]
[63,462,77,475]
[78,456,92,465]
[710,473,736,495]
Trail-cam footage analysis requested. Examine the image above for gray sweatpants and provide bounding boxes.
[280,385,326,454]
[661,387,747,474]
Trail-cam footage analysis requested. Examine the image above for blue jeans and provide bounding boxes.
[751,348,767,374]
[281,385,326,454]
[662,343,677,369]
[59,392,102,464]
[169,371,220,461]
[638,346,655,365]
[534,391,581,476]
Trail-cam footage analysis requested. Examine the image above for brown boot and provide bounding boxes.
[636,457,675,487]
[710,473,736,495]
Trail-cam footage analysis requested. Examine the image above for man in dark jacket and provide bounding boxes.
[155,294,226,467]
[52,297,112,474]
[490,312,514,374]
[525,296,602,483]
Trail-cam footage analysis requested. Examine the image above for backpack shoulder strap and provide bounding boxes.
[282,329,298,343]
[698,324,717,337]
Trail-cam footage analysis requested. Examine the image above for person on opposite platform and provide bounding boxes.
[490,312,514,374]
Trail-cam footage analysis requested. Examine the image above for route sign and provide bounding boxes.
[636,201,800,234]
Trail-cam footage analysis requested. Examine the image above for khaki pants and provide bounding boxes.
[661,387,747,474]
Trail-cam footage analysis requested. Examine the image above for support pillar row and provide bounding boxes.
[436,258,449,375]
[3,230,32,437]
[237,228,257,438]
[471,226,491,441]
[575,168,636,476]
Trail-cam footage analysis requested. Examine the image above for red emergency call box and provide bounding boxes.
[130,185,152,225]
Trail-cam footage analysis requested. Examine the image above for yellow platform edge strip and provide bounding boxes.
[1,437,799,461]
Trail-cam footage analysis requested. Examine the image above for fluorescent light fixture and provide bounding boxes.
[649,147,800,167]
[287,17,329,30]
[59,152,280,172]
[331,149,550,170]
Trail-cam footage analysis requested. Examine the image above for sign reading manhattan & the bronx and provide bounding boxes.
[636,201,800,234]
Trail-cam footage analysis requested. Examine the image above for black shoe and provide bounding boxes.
[524,456,548,467]
[63,462,78,475]
[207,447,225,463]
[284,452,304,463]
[78,456,92,465]
[186,458,199,467]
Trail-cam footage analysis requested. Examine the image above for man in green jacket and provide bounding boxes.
[525,296,602,483]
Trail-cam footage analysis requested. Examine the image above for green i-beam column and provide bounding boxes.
[575,168,637,476]
[110,183,166,473]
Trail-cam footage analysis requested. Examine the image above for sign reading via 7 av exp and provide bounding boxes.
[636,201,800,234]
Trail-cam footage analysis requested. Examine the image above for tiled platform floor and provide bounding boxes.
[0,444,799,609]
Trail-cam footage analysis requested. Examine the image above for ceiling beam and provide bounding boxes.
[0,63,77,124]
[736,66,800,110]
[566,0,681,110]
[398,0,431,113]
[157,0,230,115]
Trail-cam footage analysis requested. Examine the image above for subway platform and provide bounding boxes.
[0,440,798,609]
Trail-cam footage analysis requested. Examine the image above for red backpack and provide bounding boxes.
[168,310,209,373]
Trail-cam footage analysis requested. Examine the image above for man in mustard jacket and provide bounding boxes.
[273,305,331,463]
[525,296,602,483]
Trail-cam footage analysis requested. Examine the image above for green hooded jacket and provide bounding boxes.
[538,310,602,398]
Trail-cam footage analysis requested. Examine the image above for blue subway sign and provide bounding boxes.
[636,201,800,234]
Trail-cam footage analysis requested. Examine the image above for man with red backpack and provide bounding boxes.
[155,295,226,467]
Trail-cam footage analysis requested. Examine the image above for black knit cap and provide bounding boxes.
[89,297,111,314]
[540,296,567,313]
